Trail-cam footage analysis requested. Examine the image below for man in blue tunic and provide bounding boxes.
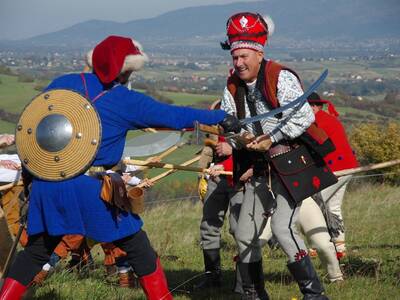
[0,35,240,300]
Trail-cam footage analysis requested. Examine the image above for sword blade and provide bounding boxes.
[123,132,182,157]
[239,69,328,126]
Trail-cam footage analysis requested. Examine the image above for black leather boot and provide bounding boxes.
[193,249,222,290]
[238,260,269,300]
[287,256,329,300]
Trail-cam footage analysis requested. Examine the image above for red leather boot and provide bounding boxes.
[139,258,173,300]
[0,278,27,300]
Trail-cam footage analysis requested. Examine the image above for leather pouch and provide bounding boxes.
[100,173,132,212]
[270,144,338,203]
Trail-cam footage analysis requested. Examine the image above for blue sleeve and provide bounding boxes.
[100,87,226,130]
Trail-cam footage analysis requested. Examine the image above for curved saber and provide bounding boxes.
[239,69,329,126]
[197,69,329,137]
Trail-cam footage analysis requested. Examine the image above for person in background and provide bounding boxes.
[307,92,358,259]
[194,100,244,291]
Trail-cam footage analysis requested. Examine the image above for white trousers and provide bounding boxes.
[320,175,352,251]
[260,197,343,281]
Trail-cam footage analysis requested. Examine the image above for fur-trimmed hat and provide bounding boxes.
[86,35,148,84]
[221,12,274,52]
[308,92,339,117]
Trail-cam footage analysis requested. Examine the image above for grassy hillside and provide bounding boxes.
[161,91,219,106]
[0,74,41,114]
[25,182,400,300]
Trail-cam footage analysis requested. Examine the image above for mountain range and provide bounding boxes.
[2,0,400,51]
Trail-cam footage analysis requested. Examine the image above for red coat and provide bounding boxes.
[314,110,358,172]
[215,136,234,185]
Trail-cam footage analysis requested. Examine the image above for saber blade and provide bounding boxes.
[240,69,328,126]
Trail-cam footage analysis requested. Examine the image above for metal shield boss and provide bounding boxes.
[16,89,102,181]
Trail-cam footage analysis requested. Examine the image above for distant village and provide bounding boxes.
[0,46,398,97]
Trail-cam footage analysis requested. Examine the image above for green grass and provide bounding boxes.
[160,91,219,106]
[0,74,42,114]
[25,182,400,299]
[0,120,16,134]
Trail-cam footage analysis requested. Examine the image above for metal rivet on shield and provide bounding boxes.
[91,139,97,145]
[76,132,82,139]
[23,159,29,164]
[84,104,91,110]
[44,94,50,100]
[27,128,32,134]
[48,105,54,111]
[54,156,60,162]
[60,171,66,177]
[17,125,23,131]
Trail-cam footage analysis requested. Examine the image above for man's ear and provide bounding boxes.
[257,51,264,63]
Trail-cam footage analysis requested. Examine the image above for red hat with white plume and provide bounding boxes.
[221,12,275,52]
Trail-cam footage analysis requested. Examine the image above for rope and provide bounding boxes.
[350,171,400,180]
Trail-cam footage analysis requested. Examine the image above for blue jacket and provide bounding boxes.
[27,73,225,242]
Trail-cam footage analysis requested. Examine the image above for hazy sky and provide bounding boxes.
[0,0,257,40]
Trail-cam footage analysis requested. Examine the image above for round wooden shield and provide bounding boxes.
[16,89,102,181]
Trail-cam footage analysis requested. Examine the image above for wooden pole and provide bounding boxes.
[138,156,201,187]
[0,181,23,192]
[133,144,181,172]
[124,158,232,176]
[334,159,400,177]
[1,223,24,279]
[127,158,400,178]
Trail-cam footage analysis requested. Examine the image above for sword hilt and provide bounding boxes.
[197,123,221,135]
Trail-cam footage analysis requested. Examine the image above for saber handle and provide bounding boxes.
[197,124,221,135]
[204,138,218,148]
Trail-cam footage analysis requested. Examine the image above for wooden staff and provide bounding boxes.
[137,156,201,188]
[1,224,24,279]
[142,128,158,133]
[0,181,23,192]
[334,159,400,177]
[128,156,202,213]
[133,144,181,172]
[127,158,400,178]
[124,158,232,176]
